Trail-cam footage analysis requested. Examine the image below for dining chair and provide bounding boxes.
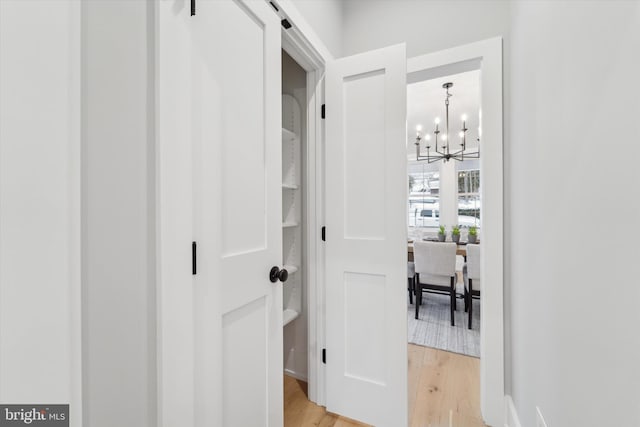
[407,262,415,304]
[413,241,458,325]
[455,254,465,295]
[464,243,481,329]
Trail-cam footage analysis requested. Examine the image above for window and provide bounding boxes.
[458,169,480,228]
[408,162,440,234]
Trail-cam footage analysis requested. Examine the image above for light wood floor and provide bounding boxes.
[284,344,487,427]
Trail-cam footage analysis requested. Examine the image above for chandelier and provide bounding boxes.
[414,82,480,163]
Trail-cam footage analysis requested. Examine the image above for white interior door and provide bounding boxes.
[325,44,408,426]
[158,1,282,426]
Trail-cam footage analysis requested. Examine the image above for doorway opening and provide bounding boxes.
[281,48,309,384]
[279,23,326,417]
[406,69,485,426]
[406,38,504,426]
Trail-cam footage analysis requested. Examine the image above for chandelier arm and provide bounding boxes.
[449,147,470,157]
[449,151,480,159]
[455,151,480,159]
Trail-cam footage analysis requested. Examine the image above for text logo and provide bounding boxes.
[0,405,68,427]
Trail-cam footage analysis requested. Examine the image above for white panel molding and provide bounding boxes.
[408,37,505,426]
[505,395,523,427]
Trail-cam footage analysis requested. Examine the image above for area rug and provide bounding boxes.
[408,292,481,358]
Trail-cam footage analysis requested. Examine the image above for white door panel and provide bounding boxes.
[325,44,408,427]
[159,0,282,425]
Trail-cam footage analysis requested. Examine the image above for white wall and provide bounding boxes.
[0,0,81,424]
[342,0,510,58]
[509,2,640,426]
[289,0,343,58]
[438,161,458,230]
[82,1,156,426]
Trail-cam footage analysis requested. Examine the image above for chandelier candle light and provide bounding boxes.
[414,82,480,163]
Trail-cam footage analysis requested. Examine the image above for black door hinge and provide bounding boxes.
[191,0,196,16]
[192,241,197,275]
[322,348,326,364]
[321,226,326,242]
[321,104,326,119]
[269,1,279,12]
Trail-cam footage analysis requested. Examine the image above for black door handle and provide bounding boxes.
[269,266,289,283]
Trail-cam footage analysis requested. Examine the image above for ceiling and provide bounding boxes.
[406,70,480,160]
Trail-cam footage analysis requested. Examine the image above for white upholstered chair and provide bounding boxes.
[463,243,481,329]
[455,254,465,293]
[413,241,458,325]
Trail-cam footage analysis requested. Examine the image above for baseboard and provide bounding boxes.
[505,395,523,427]
[284,369,308,382]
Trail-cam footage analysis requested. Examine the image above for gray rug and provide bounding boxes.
[408,292,480,358]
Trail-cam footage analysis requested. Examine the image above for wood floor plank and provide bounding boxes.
[408,344,425,426]
[284,344,486,427]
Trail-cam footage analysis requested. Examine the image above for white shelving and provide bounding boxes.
[283,309,300,326]
[282,127,297,142]
[283,265,299,274]
[282,94,303,329]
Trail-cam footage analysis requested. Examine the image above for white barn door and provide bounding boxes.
[325,44,408,426]
[158,1,283,426]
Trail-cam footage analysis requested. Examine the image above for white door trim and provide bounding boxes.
[267,0,331,406]
[408,37,505,426]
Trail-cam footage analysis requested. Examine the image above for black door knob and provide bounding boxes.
[269,266,289,283]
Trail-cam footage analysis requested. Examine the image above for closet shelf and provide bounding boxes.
[282,221,299,228]
[283,265,299,274]
[282,183,299,190]
[283,309,300,327]
[282,128,298,142]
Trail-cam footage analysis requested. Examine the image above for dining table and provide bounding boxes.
[407,239,472,262]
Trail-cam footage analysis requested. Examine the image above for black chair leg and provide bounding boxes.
[468,279,473,330]
[464,287,469,312]
[415,283,421,319]
[450,277,455,326]
[408,277,413,304]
